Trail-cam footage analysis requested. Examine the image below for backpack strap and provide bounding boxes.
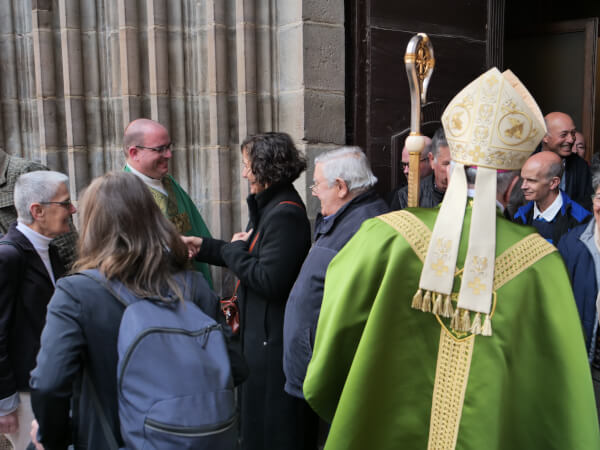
[77,270,125,449]
[83,370,120,450]
[77,269,130,308]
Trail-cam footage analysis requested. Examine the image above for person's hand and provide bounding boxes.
[0,410,18,434]
[181,236,203,258]
[30,419,44,450]
[231,229,253,243]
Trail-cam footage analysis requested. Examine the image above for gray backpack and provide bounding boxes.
[81,269,237,450]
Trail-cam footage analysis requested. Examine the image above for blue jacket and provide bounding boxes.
[514,190,591,245]
[557,219,600,358]
[282,190,389,398]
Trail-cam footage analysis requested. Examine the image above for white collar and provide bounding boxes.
[16,221,52,250]
[16,221,56,285]
[127,164,167,196]
[533,192,562,221]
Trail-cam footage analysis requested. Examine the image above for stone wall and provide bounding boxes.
[0,0,345,291]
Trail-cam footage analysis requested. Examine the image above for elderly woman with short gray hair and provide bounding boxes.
[0,170,75,449]
[558,169,600,423]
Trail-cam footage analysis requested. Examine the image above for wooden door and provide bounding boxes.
[346,0,503,194]
[505,19,598,159]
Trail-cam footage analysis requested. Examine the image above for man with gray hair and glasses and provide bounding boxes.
[0,171,75,449]
[283,146,389,407]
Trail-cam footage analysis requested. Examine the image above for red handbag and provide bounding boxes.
[220,282,241,334]
[220,232,260,334]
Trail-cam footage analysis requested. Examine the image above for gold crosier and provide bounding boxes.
[404,34,435,207]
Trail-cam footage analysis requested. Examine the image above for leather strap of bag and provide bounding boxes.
[231,231,260,296]
[84,369,120,450]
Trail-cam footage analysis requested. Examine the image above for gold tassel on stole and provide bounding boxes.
[422,290,432,312]
[412,289,423,309]
[432,293,443,315]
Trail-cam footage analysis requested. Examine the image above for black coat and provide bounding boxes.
[564,153,593,210]
[30,271,246,450]
[0,223,65,399]
[389,174,445,210]
[198,183,311,450]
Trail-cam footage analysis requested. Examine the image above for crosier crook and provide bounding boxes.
[404,33,435,207]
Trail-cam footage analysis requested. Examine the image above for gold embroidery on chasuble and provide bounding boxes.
[427,330,474,450]
[377,211,555,449]
[149,178,192,234]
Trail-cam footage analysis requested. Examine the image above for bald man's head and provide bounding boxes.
[124,118,172,179]
[520,151,562,211]
[542,112,576,158]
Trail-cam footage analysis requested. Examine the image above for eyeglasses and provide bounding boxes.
[40,200,73,209]
[591,194,600,203]
[401,158,428,169]
[135,142,172,154]
[310,180,336,193]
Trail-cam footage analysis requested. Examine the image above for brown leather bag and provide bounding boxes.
[220,232,260,334]
[220,291,240,334]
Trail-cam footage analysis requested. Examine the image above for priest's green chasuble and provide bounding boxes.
[124,166,213,287]
[304,208,600,450]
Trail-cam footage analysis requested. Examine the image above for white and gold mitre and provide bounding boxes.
[412,67,545,337]
[441,67,546,171]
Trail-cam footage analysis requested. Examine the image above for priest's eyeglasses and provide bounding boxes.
[135,142,172,154]
[40,200,73,209]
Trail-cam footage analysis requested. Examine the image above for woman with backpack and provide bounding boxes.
[29,172,247,449]
[186,132,313,450]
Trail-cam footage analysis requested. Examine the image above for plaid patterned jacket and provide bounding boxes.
[0,151,78,268]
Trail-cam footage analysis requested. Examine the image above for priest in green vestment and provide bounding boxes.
[123,118,213,287]
[304,68,600,449]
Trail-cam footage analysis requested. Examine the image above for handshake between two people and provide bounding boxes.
[181,229,254,259]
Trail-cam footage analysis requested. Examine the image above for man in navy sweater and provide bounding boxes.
[515,151,590,245]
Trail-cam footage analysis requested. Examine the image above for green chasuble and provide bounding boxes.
[124,166,213,288]
[304,207,600,450]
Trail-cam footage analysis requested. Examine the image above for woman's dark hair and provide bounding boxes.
[241,132,307,187]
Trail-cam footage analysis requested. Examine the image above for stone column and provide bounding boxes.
[118,0,141,129]
[32,0,59,169]
[58,0,89,197]
[277,0,346,217]
[0,1,23,156]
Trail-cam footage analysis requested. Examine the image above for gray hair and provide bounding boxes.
[14,170,69,224]
[314,146,378,193]
[430,128,448,160]
[461,165,518,196]
[592,169,600,192]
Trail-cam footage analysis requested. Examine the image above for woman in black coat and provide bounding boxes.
[190,132,312,450]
